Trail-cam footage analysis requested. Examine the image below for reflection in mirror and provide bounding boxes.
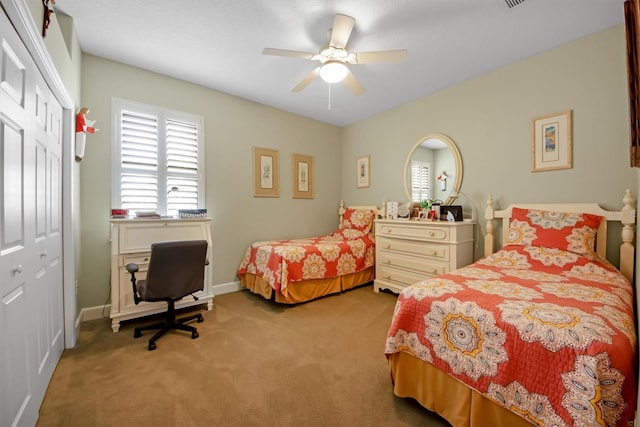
[403,133,463,207]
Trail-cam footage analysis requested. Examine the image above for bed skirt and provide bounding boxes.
[388,352,531,427]
[238,267,374,304]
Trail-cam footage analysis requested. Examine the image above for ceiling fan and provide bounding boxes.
[263,13,408,95]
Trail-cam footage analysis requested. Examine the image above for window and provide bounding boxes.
[410,160,430,203]
[112,98,205,217]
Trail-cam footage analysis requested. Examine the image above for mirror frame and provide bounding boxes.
[403,133,463,206]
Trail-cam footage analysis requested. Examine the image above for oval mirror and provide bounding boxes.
[403,133,463,206]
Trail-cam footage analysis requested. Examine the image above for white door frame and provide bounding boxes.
[2,0,78,347]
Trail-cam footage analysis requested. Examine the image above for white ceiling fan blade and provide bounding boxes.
[355,49,408,64]
[292,68,320,92]
[330,14,355,49]
[263,48,314,60]
[342,69,364,95]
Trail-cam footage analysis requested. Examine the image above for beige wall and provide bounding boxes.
[342,24,637,264]
[77,24,636,309]
[78,55,342,308]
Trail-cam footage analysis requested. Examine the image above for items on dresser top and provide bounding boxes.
[374,219,474,294]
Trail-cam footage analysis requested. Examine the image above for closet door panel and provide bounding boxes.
[0,8,64,426]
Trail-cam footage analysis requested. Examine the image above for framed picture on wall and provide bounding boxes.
[531,110,572,172]
[253,146,280,197]
[356,155,370,188]
[292,153,313,199]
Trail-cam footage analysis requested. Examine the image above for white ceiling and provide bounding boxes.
[54,0,625,127]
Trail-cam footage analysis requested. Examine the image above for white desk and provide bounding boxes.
[109,218,214,332]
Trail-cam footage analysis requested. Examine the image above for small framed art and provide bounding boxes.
[356,155,370,188]
[292,153,313,199]
[253,146,280,197]
[531,110,572,172]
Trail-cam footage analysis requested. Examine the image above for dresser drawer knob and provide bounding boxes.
[429,250,437,255]
[383,244,391,249]
[384,259,391,264]
[428,232,434,237]
[383,227,392,233]
[12,265,23,275]
[429,268,436,273]
[383,273,390,279]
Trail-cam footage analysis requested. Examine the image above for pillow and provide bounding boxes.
[506,207,603,259]
[341,208,374,234]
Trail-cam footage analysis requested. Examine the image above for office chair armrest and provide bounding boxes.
[125,263,142,305]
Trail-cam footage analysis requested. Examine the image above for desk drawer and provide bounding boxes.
[118,221,208,253]
[120,253,151,269]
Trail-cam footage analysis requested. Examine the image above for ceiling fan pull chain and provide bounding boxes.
[328,83,332,110]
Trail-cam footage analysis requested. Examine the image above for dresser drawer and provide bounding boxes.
[378,237,449,261]
[377,223,450,242]
[378,251,446,276]
[377,265,438,287]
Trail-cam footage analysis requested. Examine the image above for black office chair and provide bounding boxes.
[126,240,208,351]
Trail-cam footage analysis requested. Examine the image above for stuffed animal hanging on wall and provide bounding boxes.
[75,107,97,162]
[42,0,55,37]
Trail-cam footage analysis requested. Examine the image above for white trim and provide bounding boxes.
[2,0,78,348]
[212,281,243,296]
[80,282,242,323]
[80,305,111,322]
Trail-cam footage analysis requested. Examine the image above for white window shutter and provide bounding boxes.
[120,111,159,212]
[411,160,430,203]
[166,119,199,216]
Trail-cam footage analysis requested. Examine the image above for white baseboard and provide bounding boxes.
[212,280,242,295]
[79,281,242,322]
[80,305,111,322]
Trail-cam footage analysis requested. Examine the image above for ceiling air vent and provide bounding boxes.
[504,0,526,8]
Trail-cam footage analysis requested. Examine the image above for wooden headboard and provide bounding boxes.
[484,189,636,281]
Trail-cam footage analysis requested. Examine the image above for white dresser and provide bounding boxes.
[374,219,475,294]
[109,218,214,332]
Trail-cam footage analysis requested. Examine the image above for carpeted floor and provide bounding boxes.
[36,285,450,427]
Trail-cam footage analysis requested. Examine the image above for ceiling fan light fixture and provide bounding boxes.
[319,60,348,83]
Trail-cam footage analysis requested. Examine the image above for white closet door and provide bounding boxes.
[0,8,64,427]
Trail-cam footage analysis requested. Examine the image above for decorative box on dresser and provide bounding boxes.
[109,218,214,332]
[374,219,475,294]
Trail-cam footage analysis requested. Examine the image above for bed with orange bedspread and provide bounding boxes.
[237,205,381,304]
[385,192,638,426]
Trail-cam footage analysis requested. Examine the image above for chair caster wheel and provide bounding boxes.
[134,330,142,338]
[197,315,204,323]
[192,331,199,339]
[148,342,157,351]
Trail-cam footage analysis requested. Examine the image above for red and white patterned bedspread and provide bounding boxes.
[385,245,637,426]
[237,228,375,296]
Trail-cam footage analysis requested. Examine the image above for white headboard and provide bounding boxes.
[484,189,636,281]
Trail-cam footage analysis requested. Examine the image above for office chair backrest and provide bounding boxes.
[143,240,208,300]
